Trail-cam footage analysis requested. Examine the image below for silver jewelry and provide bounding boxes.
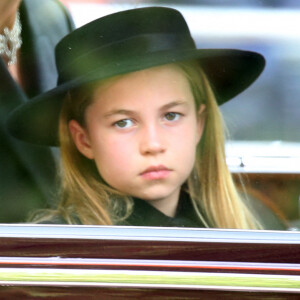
[0,11,22,65]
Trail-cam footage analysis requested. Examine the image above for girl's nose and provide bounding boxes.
[139,124,166,155]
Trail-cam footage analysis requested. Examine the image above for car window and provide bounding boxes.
[57,0,300,230]
[3,0,299,230]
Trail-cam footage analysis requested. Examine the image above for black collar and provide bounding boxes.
[123,191,205,228]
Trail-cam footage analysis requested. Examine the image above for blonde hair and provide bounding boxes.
[178,62,260,229]
[38,61,260,229]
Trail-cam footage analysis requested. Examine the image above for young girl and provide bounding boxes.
[7,7,266,229]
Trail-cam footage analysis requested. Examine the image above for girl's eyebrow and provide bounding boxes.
[104,100,188,118]
[160,100,188,110]
[104,109,135,118]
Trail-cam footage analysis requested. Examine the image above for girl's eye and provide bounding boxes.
[164,112,181,121]
[114,119,134,129]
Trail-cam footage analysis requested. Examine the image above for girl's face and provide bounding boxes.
[69,64,205,217]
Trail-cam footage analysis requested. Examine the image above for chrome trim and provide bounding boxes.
[0,224,299,244]
[0,257,300,271]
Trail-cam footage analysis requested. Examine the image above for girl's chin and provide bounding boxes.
[132,189,179,203]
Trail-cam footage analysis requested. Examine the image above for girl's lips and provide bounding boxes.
[140,165,171,180]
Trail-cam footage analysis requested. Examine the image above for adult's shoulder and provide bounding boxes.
[20,0,75,95]
[21,0,75,33]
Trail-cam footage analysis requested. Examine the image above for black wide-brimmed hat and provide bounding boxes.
[7,6,265,146]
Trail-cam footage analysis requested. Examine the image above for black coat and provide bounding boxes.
[123,192,206,227]
[40,192,206,227]
[39,192,287,230]
[0,0,74,222]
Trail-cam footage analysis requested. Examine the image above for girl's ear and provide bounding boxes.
[68,120,94,159]
[196,104,206,143]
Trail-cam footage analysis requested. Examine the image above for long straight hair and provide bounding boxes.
[42,61,260,229]
[178,62,260,229]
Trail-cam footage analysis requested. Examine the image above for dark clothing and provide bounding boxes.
[0,0,74,222]
[39,191,287,230]
[19,0,74,97]
[40,192,206,227]
[123,193,205,227]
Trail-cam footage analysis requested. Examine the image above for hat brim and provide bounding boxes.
[7,48,265,146]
